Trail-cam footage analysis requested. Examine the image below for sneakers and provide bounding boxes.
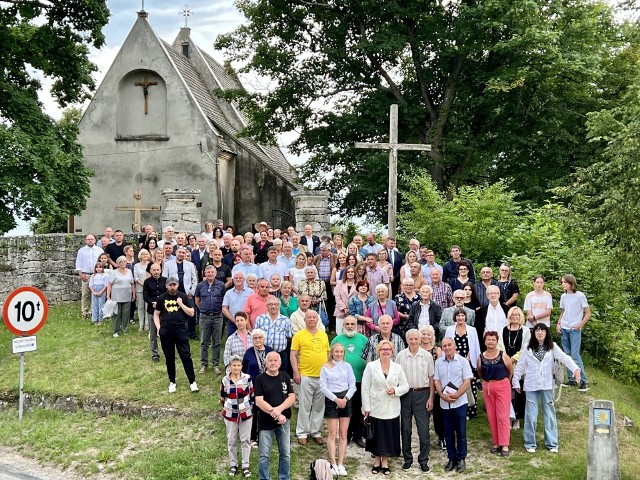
[331,464,339,477]
[229,466,237,476]
[214,366,222,375]
[198,365,207,374]
[563,381,577,387]
[549,447,559,453]
[242,467,251,477]
[190,381,199,392]
[250,440,258,449]
[526,447,536,453]
[578,383,590,392]
[168,382,177,393]
[112,333,119,338]
[337,465,347,476]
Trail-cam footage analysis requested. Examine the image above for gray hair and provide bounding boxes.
[405,328,420,339]
[204,265,216,272]
[251,328,266,339]
[227,355,243,365]
[320,242,331,250]
[116,256,127,265]
[304,266,316,274]
[246,273,258,281]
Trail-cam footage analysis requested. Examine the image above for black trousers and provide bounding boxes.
[347,382,364,441]
[159,324,196,384]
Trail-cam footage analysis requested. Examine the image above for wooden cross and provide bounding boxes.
[115,189,161,230]
[134,76,158,114]
[355,104,431,238]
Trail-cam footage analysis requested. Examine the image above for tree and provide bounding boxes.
[0,0,109,234]
[216,0,618,221]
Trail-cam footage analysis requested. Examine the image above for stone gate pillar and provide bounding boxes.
[291,190,331,234]
[161,188,202,234]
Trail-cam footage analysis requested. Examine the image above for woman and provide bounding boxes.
[393,278,421,338]
[334,266,357,335]
[106,256,135,338]
[146,237,158,258]
[420,325,445,450]
[320,343,356,477]
[330,252,348,286]
[268,273,282,298]
[523,275,553,328]
[213,227,225,243]
[451,261,473,291]
[362,340,409,475]
[376,249,394,285]
[133,248,150,331]
[147,248,165,274]
[364,284,400,333]
[298,266,327,310]
[346,242,363,263]
[478,331,514,456]
[220,355,254,478]
[502,306,530,430]
[253,231,272,264]
[246,273,258,292]
[279,281,298,318]
[444,308,481,419]
[497,264,519,307]
[400,251,419,283]
[187,234,197,252]
[512,323,581,453]
[332,234,347,255]
[243,231,255,246]
[354,262,368,283]
[349,280,375,337]
[345,253,359,269]
[462,281,481,311]
[242,329,273,447]
[202,221,215,241]
[223,312,252,370]
[289,252,310,292]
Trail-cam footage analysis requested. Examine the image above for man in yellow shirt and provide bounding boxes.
[291,309,330,445]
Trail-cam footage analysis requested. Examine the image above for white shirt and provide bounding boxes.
[418,303,430,330]
[559,291,588,329]
[434,353,473,409]
[512,344,579,391]
[75,245,104,273]
[485,303,507,334]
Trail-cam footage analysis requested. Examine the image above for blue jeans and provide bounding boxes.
[560,328,587,384]
[524,389,558,450]
[258,420,291,480]
[442,403,467,461]
[91,293,106,323]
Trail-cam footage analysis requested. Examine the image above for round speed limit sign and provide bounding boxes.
[2,286,48,336]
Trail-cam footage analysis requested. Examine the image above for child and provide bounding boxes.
[89,262,109,325]
[220,355,254,478]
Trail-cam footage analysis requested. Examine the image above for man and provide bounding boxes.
[260,246,289,283]
[361,315,405,362]
[104,226,115,244]
[365,253,389,293]
[195,265,226,374]
[190,236,208,273]
[434,338,472,472]
[220,233,233,256]
[396,329,435,472]
[421,249,443,279]
[475,285,509,348]
[273,228,282,239]
[244,279,273,329]
[138,223,154,250]
[290,310,330,445]
[157,226,176,248]
[290,234,306,255]
[75,234,103,319]
[290,295,325,334]
[254,297,292,371]
[222,271,252,336]
[201,247,232,288]
[104,229,126,267]
[215,219,224,229]
[163,247,199,339]
[223,238,242,268]
[162,242,176,262]
[408,285,442,339]
[277,242,296,270]
[313,242,337,331]
[442,245,476,287]
[330,315,367,448]
[175,231,188,253]
[254,352,295,480]
[352,235,366,258]
[438,289,477,341]
[429,269,454,311]
[407,238,420,255]
[386,237,403,297]
[475,266,498,307]
[232,246,262,282]
[100,235,111,250]
[299,224,320,255]
[153,277,199,393]
[361,232,383,256]
[143,263,167,362]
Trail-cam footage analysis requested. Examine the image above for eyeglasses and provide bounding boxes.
[379,348,392,352]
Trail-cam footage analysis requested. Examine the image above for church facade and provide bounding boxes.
[73,10,298,235]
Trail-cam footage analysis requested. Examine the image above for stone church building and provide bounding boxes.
[73,9,315,235]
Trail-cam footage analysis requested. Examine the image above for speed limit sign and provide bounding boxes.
[2,286,48,336]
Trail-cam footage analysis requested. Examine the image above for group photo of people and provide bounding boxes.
[74,220,591,478]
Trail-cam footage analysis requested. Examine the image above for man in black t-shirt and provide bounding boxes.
[254,352,295,480]
[154,277,199,394]
[104,230,126,267]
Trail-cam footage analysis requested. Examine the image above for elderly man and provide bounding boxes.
[406,238,420,256]
[331,315,368,448]
[442,245,476,287]
[143,263,166,363]
[361,315,405,362]
[222,271,252,335]
[475,266,498,308]
[438,290,477,341]
[277,242,296,270]
[475,285,509,349]
[365,253,389,294]
[290,295,325,334]
[429,269,454,311]
[396,329,435,472]
[163,246,199,339]
[232,246,262,282]
[291,309,330,445]
[244,279,272,329]
[352,234,366,258]
[154,277,198,393]
[255,297,292,371]
[421,249,443,279]
[313,242,337,331]
[261,246,289,283]
[434,337,473,473]
[255,351,296,480]
[75,234,103,319]
[157,225,176,248]
[195,265,226,375]
[408,285,442,339]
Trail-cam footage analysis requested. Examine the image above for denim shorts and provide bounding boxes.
[324,390,352,418]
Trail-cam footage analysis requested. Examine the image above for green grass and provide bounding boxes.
[1,303,640,478]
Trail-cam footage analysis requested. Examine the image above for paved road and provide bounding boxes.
[0,448,88,480]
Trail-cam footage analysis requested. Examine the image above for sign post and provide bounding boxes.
[587,400,620,480]
[2,286,48,421]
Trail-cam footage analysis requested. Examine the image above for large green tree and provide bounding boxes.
[217,0,618,220]
[0,0,109,234]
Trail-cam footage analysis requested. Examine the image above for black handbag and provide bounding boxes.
[362,417,375,440]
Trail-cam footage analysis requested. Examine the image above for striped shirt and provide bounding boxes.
[395,347,434,389]
[254,313,292,352]
[220,373,254,422]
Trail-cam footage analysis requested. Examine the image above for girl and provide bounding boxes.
[89,262,109,325]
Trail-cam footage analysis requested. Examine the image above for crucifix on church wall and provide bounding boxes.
[134,76,158,114]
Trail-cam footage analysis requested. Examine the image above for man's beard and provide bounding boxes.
[344,329,356,338]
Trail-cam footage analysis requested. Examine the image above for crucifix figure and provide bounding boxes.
[355,104,431,237]
[180,4,194,28]
[134,76,158,114]
[115,189,161,231]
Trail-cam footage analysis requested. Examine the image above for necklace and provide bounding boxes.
[507,328,521,351]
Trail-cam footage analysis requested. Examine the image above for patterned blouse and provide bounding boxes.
[220,372,254,423]
[298,279,327,302]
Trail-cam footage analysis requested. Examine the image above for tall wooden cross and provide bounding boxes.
[115,189,161,231]
[134,76,158,114]
[355,104,431,238]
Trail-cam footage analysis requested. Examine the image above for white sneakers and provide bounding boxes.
[337,465,347,476]
[526,447,536,453]
[549,447,559,453]
[331,464,347,476]
[190,381,199,392]
[168,382,177,393]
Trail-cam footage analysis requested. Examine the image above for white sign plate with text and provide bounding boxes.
[12,336,37,354]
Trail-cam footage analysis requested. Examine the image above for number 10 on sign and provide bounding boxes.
[3,286,48,336]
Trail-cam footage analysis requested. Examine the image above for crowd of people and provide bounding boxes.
[74,220,592,478]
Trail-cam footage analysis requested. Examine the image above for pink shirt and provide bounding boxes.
[243,293,271,329]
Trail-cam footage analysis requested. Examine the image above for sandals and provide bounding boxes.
[229,466,237,476]
[242,468,251,477]
[371,465,381,474]
[382,467,391,475]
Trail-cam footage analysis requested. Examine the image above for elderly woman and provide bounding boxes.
[445,308,481,419]
[106,256,135,338]
[364,284,400,333]
[394,278,421,338]
[202,221,215,241]
[279,281,298,318]
[242,328,273,447]
[512,324,581,453]
[298,266,327,310]
[334,266,357,335]
[349,280,375,337]
[134,248,151,331]
[320,343,357,477]
[420,325,445,450]
[362,340,410,475]
[223,312,252,371]
[268,274,282,298]
[502,306,530,430]
[497,264,519,307]
[246,273,258,292]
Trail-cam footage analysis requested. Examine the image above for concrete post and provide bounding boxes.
[161,189,202,234]
[291,190,331,234]
[587,400,620,480]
